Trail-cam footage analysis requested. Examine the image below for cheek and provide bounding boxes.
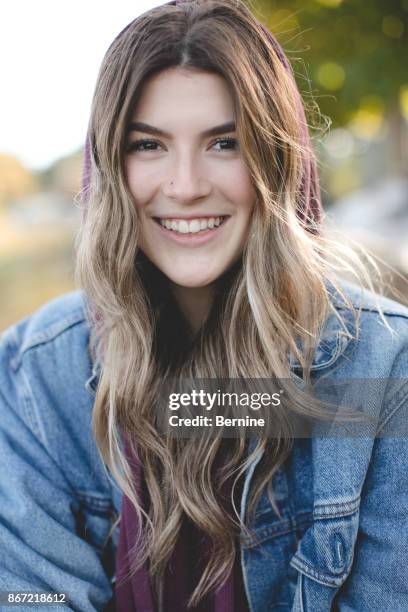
[225,166,256,217]
[125,161,154,209]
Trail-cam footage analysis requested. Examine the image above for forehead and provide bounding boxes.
[131,67,235,123]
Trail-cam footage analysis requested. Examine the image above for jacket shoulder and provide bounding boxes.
[303,277,408,374]
[1,290,89,365]
[331,277,408,319]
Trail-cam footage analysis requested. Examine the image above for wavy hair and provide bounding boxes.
[74,0,382,607]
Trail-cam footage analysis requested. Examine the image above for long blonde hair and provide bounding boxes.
[74,0,380,607]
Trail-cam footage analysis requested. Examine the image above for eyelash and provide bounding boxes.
[126,137,238,153]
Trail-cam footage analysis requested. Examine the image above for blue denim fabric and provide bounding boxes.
[1,279,408,611]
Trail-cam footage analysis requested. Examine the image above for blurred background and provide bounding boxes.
[1,0,407,330]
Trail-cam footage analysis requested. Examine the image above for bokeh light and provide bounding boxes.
[348,96,385,141]
[316,62,346,90]
[382,15,405,39]
[400,85,408,122]
[323,128,355,159]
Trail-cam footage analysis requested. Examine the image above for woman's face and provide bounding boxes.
[125,67,256,289]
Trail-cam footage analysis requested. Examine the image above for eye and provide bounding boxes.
[126,137,238,154]
[212,137,238,152]
[126,139,163,153]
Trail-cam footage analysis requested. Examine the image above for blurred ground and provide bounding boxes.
[0,189,80,329]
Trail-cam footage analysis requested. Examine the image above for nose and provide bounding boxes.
[162,151,212,203]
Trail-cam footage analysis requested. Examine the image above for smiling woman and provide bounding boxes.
[1,1,408,611]
[124,68,256,329]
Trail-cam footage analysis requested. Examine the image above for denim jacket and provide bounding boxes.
[1,279,408,611]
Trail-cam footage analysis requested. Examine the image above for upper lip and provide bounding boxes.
[152,213,230,220]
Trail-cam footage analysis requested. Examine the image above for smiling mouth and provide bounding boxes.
[153,215,230,235]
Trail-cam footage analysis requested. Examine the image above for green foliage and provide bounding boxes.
[250,0,408,127]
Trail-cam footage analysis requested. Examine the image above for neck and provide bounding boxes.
[169,282,216,337]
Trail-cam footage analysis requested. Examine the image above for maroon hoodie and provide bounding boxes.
[114,436,249,611]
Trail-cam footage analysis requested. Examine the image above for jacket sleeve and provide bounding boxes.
[335,379,408,611]
[0,332,114,612]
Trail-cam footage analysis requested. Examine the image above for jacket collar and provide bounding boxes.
[85,358,101,395]
[290,304,356,372]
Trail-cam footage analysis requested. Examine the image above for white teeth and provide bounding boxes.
[178,220,189,234]
[158,216,226,234]
[189,220,201,233]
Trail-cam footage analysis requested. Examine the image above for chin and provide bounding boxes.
[165,270,221,289]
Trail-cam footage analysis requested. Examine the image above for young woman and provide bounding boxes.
[1,1,408,610]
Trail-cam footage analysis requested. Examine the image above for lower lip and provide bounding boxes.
[152,217,230,246]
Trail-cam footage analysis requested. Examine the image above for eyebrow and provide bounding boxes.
[126,120,236,139]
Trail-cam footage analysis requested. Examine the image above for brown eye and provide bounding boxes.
[212,137,238,152]
[127,139,163,153]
